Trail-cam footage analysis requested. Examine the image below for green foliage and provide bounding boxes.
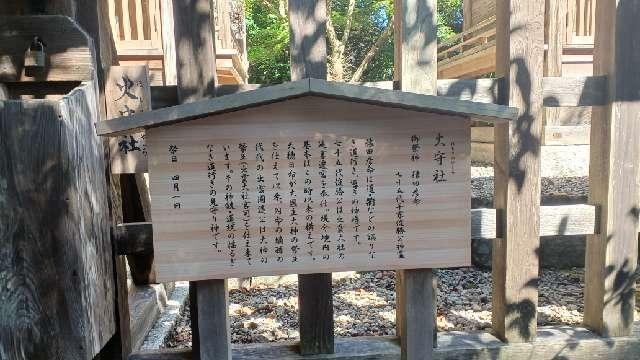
[245,0,463,83]
[245,0,291,84]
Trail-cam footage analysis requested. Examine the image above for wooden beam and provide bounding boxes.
[493,0,545,343]
[146,76,606,113]
[543,125,591,145]
[113,204,603,256]
[129,323,640,360]
[437,78,505,105]
[0,82,116,360]
[544,0,566,127]
[288,0,334,355]
[542,76,608,107]
[172,0,218,103]
[172,1,229,358]
[394,0,438,358]
[584,0,640,337]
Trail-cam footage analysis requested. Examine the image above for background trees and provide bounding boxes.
[245,0,462,84]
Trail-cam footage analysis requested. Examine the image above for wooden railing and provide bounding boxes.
[437,15,496,64]
[108,0,163,56]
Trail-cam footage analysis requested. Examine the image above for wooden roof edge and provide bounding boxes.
[96,79,312,136]
[96,78,516,137]
[308,79,517,124]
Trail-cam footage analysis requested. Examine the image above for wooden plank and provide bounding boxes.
[134,0,145,41]
[171,1,228,357]
[543,125,590,145]
[113,204,602,257]
[0,82,115,359]
[122,0,133,40]
[437,78,505,105]
[146,79,509,111]
[393,0,437,95]
[288,0,327,80]
[288,0,333,355]
[584,0,640,337]
[146,97,472,281]
[309,80,516,123]
[160,0,177,85]
[172,0,218,103]
[0,15,95,82]
[493,0,545,343]
[106,65,156,285]
[544,0,565,127]
[197,280,231,360]
[394,0,438,358]
[106,65,151,173]
[542,76,608,107]
[471,127,494,143]
[128,323,640,360]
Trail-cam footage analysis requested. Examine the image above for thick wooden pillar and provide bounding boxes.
[584,0,640,337]
[393,0,438,359]
[492,0,545,343]
[172,1,230,358]
[288,0,334,355]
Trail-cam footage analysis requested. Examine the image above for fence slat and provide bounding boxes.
[492,0,545,343]
[584,0,640,337]
[287,0,335,355]
[115,205,602,256]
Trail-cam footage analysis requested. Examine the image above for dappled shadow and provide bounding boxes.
[288,0,327,80]
[172,1,219,101]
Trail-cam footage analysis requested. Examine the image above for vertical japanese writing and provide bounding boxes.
[365,138,376,259]
[433,132,448,183]
[168,144,181,209]
[239,143,252,265]
[410,135,422,204]
[255,142,268,263]
[319,140,331,260]
[450,140,456,174]
[349,139,361,246]
[334,140,346,260]
[206,145,221,252]
[303,140,315,260]
[223,145,237,266]
[287,142,300,263]
[395,171,406,259]
[272,142,284,262]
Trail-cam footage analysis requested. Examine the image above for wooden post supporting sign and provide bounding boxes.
[172,1,231,359]
[288,0,335,355]
[394,0,438,358]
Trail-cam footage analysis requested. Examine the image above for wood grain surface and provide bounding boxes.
[0,82,115,359]
[106,65,151,173]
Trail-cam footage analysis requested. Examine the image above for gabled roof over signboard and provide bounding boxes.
[96,78,518,136]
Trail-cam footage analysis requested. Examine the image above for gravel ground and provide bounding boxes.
[164,267,592,348]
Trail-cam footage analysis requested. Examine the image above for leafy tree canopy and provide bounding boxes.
[245,0,462,84]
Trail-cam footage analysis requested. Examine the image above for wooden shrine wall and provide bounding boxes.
[147,96,471,281]
[0,82,116,359]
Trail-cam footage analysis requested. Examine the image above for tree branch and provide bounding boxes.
[349,18,393,83]
[325,0,341,51]
[340,0,357,46]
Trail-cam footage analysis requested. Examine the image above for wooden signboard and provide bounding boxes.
[106,66,150,173]
[147,96,471,281]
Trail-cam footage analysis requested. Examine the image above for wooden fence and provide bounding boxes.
[116,0,640,359]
